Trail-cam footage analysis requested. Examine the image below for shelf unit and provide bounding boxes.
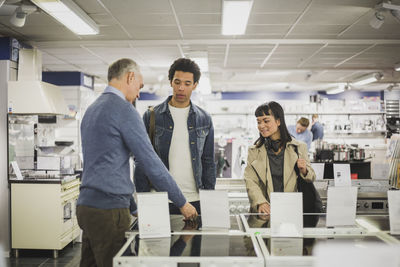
[385,100,400,119]
[210,112,386,116]
[210,111,387,138]
[286,112,385,115]
[324,132,386,139]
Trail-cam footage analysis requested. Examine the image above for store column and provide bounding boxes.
[0,37,19,257]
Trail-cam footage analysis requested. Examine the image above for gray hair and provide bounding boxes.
[107,58,141,82]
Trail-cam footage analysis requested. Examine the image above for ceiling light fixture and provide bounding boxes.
[326,83,349,95]
[30,0,99,35]
[390,9,400,22]
[352,73,383,86]
[222,0,253,35]
[370,1,400,29]
[369,11,385,29]
[387,83,398,91]
[9,5,37,27]
[376,1,400,12]
[395,62,400,71]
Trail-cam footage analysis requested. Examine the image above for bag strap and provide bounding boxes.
[148,107,155,147]
[292,145,301,177]
[292,144,299,156]
[146,107,156,190]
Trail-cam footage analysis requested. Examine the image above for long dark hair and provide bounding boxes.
[254,101,292,148]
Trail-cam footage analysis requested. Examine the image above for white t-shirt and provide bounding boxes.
[168,104,199,202]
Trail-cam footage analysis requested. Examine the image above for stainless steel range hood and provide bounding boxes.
[8,49,69,115]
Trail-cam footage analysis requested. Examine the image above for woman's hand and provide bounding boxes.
[297,158,308,176]
[258,202,270,214]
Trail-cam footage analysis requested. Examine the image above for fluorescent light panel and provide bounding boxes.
[352,73,381,86]
[31,0,99,35]
[326,83,348,95]
[326,87,345,95]
[395,63,400,71]
[222,0,253,35]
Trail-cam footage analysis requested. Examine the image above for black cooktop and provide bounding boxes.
[122,234,258,257]
[131,215,242,232]
[244,214,391,231]
[245,214,327,229]
[263,235,385,257]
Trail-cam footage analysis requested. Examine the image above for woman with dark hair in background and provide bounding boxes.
[244,101,316,214]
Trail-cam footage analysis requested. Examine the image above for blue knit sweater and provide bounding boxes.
[77,86,186,213]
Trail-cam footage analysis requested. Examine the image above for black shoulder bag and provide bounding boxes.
[293,145,323,227]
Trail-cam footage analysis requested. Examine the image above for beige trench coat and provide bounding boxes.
[244,138,316,212]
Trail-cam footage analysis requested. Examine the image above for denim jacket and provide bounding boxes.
[134,96,216,193]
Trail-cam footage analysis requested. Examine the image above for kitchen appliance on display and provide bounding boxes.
[8,114,76,181]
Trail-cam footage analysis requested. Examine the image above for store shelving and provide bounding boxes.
[324,131,386,139]
[286,112,385,115]
[210,112,386,116]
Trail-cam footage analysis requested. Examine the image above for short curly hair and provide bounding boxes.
[168,58,201,84]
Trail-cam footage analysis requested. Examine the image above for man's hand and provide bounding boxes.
[297,158,308,176]
[258,202,270,214]
[180,202,198,220]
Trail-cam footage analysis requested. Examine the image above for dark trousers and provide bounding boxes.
[76,205,131,267]
[169,200,201,215]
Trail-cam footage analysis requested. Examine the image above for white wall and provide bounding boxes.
[0,60,16,257]
[56,85,99,169]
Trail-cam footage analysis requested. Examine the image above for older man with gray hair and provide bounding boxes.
[77,58,197,267]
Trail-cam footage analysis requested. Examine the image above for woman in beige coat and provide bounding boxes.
[244,101,316,213]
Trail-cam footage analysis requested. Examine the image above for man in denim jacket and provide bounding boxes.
[134,58,216,214]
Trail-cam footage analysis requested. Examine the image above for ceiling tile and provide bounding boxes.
[248,13,299,25]
[100,0,171,14]
[172,0,221,13]
[178,14,220,25]
[75,0,107,14]
[252,0,310,13]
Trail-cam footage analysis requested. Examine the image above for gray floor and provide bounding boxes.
[5,243,81,267]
